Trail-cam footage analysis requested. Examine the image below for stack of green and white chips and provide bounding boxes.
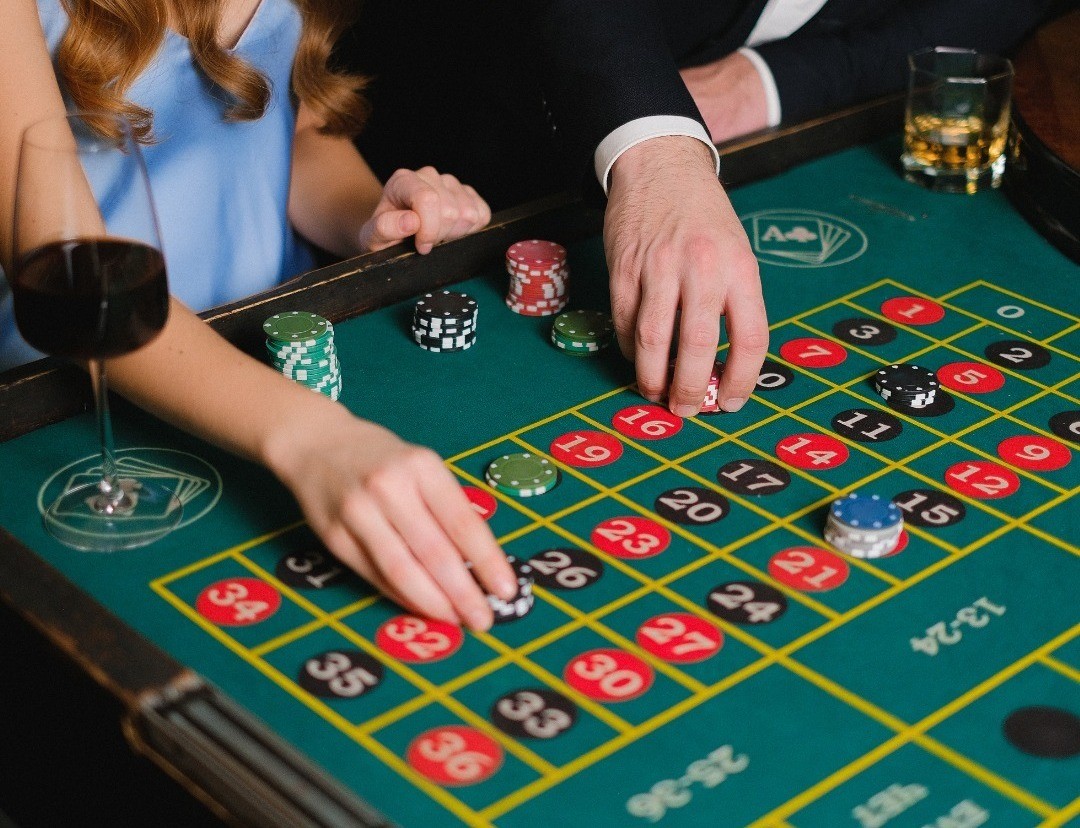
[263,311,342,401]
[550,309,614,356]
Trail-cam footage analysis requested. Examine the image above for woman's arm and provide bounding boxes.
[0,0,72,274]
[109,299,516,631]
[0,1,516,630]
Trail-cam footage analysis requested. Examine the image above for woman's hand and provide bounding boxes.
[265,409,517,631]
[358,167,491,254]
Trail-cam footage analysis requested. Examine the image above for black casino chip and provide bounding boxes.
[276,548,351,590]
[831,408,903,443]
[1003,706,1080,758]
[486,555,535,624]
[654,487,729,525]
[526,548,603,591]
[491,688,577,739]
[298,649,383,699]
[411,291,478,353]
[873,363,939,399]
[893,489,966,528]
[887,389,955,418]
[984,339,1051,370]
[755,359,795,391]
[1049,410,1080,444]
[413,290,477,320]
[832,317,898,346]
[706,581,788,625]
[716,458,791,496]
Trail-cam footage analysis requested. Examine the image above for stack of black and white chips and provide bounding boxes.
[476,555,535,624]
[874,363,939,409]
[411,291,478,353]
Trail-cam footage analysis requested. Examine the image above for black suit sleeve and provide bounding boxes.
[516,0,707,184]
[754,0,1057,124]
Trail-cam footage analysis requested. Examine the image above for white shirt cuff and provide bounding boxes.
[594,116,720,195]
[737,47,782,128]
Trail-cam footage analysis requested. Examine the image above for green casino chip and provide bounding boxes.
[263,311,331,345]
[485,452,559,497]
[551,330,602,356]
[553,310,614,343]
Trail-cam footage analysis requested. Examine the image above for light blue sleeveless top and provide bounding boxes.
[0,0,314,370]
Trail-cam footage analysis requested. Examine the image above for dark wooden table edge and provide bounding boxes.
[0,95,905,826]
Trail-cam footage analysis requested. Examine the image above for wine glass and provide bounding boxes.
[11,111,182,551]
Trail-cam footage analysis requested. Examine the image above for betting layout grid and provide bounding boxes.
[152,276,1079,827]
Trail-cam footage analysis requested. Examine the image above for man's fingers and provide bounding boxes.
[609,270,641,364]
[717,287,769,410]
[667,245,723,414]
[633,264,680,402]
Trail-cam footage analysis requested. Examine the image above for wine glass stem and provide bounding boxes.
[89,359,124,507]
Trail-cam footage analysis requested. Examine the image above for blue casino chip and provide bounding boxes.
[829,492,902,530]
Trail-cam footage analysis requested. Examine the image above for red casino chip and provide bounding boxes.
[564,648,654,702]
[775,432,849,469]
[768,546,850,592]
[463,486,497,520]
[376,616,464,663]
[506,239,567,270]
[778,337,847,368]
[997,435,1071,471]
[195,577,281,626]
[591,516,671,559]
[612,405,683,440]
[945,460,1021,499]
[549,430,624,468]
[880,296,946,325]
[635,613,723,663]
[406,725,503,786]
[936,362,1006,394]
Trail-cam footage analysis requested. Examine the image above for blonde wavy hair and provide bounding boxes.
[56,0,369,141]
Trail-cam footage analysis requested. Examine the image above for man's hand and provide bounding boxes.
[680,52,770,143]
[606,136,768,416]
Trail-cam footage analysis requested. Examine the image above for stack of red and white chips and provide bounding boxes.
[505,239,569,316]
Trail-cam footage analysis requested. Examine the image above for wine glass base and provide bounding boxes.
[43,478,183,552]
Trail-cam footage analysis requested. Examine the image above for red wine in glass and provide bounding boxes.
[12,112,183,551]
[13,238,169,359]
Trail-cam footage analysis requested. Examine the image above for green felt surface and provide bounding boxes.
[0,137,1077,827]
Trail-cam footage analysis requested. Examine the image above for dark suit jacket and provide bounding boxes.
[343,0,1061,208]
[520,0,1060,182]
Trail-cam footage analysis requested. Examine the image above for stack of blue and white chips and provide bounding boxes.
[824,492,903,558]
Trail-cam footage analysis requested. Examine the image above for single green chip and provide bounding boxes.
[263,311,331,342]
[485,452,559,497]
[553,310,614,342]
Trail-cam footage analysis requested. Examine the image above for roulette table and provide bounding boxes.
[0,94,1077,827]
